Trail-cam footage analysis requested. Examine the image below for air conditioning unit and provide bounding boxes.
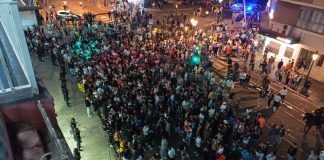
[272,23,292,36]
[282,24,292,36]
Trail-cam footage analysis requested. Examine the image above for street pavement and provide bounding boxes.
[30,55,116,160]
[35,1,324,159]
[212,55,324,160]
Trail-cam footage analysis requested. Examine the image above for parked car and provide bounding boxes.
[56,10,81,20]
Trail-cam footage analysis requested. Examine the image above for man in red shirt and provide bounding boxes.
[258,115,266,129]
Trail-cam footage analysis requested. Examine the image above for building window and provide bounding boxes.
[297,48,317,69]
[316,55,324,67]
[284,47,294,58]
[266,41,281,55]
[297,7,324,34]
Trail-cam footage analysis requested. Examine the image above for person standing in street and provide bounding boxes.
[160,136,168,160]
[266,150,277,160]
[50,47,57,66]
[36,44,44,62]
[274,124,286,150]
[73,148,81,160]
[320,150,324,160]
[287,143,297,160]
[63,0,67,9]
[75,127,82,151]
[85,97,92,117]
[167,147,176,160]
[239,71,246,85]
[194,135,202,157]
[279,87,287,103]
[272,93,281,112]
[308,150,319,160]
[277,59,284,70]
[267,91,274,108]
[268,124,277,146]
[61,83,70,106]
[258,115,266,130]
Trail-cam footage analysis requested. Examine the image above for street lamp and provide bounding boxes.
[184,26,188,32]
[190,18,198,40]
[243,0,247,22]
[175,4,178,18]
[305,52,319,82]
[190,18,198,27]
[269,10,274,19]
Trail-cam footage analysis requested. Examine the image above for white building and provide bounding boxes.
[264,0,324,82]
[17,0,41,28]
[0,0,38,104]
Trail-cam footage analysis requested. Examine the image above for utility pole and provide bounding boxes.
[243,0,247,23]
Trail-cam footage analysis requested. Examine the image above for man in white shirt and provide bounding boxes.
[208,107,216,119]
[273,93,282,112]
[279,87,287,103]
[220,102,227,111]
[182,99,190,112]
[167,147,176,160]
[143,125,149,137]
[160,136,168,160]
[226,79,234,91]
[195,136,202,157]
[239,72,247,85]
[266,151,277,160]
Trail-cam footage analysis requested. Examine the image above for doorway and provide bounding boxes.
[297,48,316,69]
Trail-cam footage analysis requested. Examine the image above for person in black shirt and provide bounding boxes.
[274,124,285,150]
[287,143,297,160]
[70,118,77,134]
[267,91,274,108]
[277,59,284,69]
[36,44,44,62]
[73,148,81,160]
[61,83,70,106]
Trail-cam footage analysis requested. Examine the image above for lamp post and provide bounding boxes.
[243,0,247,22]
[175,4,178,18]
[190,18,198,40]
[305,53,319,82]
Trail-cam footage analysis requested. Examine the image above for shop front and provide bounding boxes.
[263,36,300,67]
[261,35,324,82]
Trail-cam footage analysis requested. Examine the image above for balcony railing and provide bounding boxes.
[17,0,37,7]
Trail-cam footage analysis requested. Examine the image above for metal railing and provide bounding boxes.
[17,0,36,7]
[37,100,69,160]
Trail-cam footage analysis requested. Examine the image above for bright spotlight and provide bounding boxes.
[269,10,274,19]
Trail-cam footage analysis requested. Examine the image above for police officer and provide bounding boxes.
[36,44,44,62]
[61,83,70,106]
[70,118,77,135]
[75,128,82,150]
[73,148,81,160]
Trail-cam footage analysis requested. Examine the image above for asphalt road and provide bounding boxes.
[212,56,324,159]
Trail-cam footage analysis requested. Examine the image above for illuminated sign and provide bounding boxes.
[276,37,291,44]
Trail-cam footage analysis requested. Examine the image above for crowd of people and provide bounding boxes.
[24,1,323,160]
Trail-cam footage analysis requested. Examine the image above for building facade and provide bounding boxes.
[265,0,324,82]
[17,0,41,28]
[0,0,38,104]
